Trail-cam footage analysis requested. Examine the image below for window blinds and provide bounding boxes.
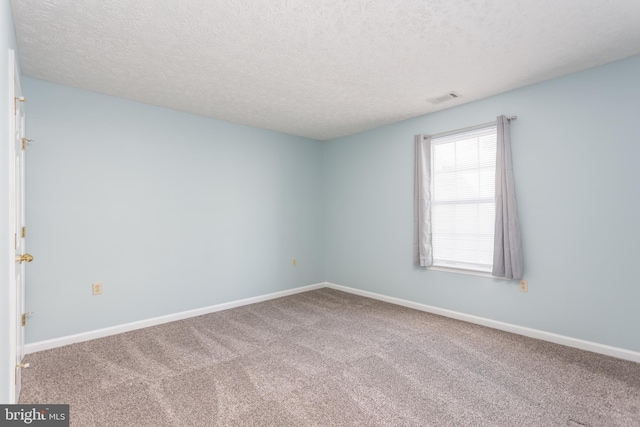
[430,126,497,272]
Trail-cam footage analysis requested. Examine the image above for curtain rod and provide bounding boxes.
[423,115,517,140]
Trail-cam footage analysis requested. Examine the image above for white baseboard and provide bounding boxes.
[24,282,326,354]
[325,282,640,363]
[26,281,640,363]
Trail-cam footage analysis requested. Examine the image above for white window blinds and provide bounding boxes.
[431,125,497,272]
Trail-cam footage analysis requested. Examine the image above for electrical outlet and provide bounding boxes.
[92,282,103,295]
[519,280,528,293]
[291,258,297,267]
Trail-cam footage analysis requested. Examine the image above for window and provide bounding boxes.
[430,125,497,272]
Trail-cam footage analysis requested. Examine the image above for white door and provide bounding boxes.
[8,48,31,403]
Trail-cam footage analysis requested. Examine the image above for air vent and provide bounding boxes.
[427,91,462,105]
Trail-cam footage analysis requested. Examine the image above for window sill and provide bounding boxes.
[427,265,511,280]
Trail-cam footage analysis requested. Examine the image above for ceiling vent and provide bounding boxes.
[427,91,462,105]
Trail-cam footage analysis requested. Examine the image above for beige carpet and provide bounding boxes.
[19,288,640,426]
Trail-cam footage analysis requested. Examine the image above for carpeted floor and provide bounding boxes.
[19,288,640,426]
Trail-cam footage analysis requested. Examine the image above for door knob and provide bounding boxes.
[16,253,33,263]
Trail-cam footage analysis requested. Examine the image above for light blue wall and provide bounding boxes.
[324,55,640,352]
[23,77,325,343]
[1,0,19,404]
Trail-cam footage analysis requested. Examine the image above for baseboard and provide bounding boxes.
[25,282,326,354]
[326,282,640,363]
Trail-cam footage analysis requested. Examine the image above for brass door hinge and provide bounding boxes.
[14,96,27,115]
[21,312,33,326]
[21,226,26,238]
[21,138,33,150]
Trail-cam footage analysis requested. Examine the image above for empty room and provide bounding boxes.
[2,1,639,426]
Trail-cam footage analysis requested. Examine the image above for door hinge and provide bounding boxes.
[14,96,27,115]
[21,226,26,238]
[16,362,29,383]
[21,312,33,327]
[21,138,33,150]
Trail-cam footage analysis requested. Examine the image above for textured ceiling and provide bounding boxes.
[10,0,640,140]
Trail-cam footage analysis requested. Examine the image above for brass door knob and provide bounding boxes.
[16,253,33,263]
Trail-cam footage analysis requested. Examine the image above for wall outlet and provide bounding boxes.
[291,258,297,267]
[92,282,103,295]
[519,280,528,293]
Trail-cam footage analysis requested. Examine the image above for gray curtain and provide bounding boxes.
[414,134,433,267]
[492,116,524,279]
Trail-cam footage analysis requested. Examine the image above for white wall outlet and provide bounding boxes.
[291,258,297,267]
[519,280,528,293]
[92,282,103,295]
